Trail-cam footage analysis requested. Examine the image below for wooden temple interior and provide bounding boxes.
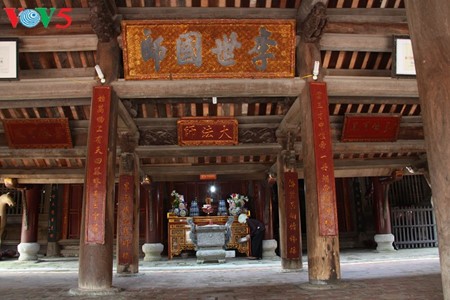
[0,0,448,295]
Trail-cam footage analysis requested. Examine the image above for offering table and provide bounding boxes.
[167,215,249,259]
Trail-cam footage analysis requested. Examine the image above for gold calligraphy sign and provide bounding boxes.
[122,19,295,80]
[177,117,238,146]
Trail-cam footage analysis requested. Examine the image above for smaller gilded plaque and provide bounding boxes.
[177,117,238,146]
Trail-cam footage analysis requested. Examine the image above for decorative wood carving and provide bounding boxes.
[299,2,328,42]
[139,129,177,145]
[88,0,119,42]
[119,132,138,153]
[238,128,277,143]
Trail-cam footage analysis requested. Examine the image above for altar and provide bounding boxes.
[167,215,250,259]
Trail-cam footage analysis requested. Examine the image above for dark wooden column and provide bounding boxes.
[276,131,302,270]
[117,151,140,274]
[298,2,340,283]
[372,177,392,235]
[77,86,118,292]
[74,1,120,293]
[145,184,163,243]
[406,3,450,297]
[20,185,41,243]
[47,184,62,257]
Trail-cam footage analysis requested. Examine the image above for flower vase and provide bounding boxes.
[229,207,242,216]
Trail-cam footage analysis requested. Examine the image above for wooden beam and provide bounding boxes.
[0,76,417,101]
[117,7,296,20]
[321,33,392,52]
[325,76,418,97]
[328,96,420,105]
[324,69,392,77]
[0,147,87,159]
[325,22,408,35]
[112,78,305,98]
[135,115,283,128]
[0,169,85,179]
[290,140,425,155]
[295,158,418,178]
[0,98,91,109]
[18,35,98,52]
[136,144,281,157]
[20,68,95,80]
[141,163,272,176]
[0,78,97,100]
[326,8,407,23]
[117,100,139,135]
[330,140,426,154]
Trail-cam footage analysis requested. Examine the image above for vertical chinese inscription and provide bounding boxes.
[118,175,134,265]
[85,86,111,244]
[284,172,301,258]
[310,82,338,236]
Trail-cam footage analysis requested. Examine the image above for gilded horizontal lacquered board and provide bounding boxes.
[122,19,295,80]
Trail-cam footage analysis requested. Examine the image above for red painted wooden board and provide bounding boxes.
[341,114,401,142]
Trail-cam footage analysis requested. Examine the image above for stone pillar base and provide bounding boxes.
[142,243,164,261]
[69,287,121,296]
[18,242,40,261]
[46,241,60,257]
[262,239,278,259]
[374,233,396,252]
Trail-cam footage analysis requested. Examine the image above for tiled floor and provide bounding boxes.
[0,248,442,299]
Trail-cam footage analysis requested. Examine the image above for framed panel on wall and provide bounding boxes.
[0,38,18,80]
[392,35,416,78]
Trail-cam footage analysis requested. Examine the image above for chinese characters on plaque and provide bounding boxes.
[118,175,134,265]
[177,117,238,146]
[284,172,301,258]
[341,114,401,142]
[122,20,295,80]
[85,86,111,244]
[310,82,338,236]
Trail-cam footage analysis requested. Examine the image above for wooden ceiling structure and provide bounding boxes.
[0,0,425,184]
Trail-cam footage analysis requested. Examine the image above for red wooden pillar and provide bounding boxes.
[17,185,42,261]
[20,185,41,243]
[75,86,118,293]
[276,142,302,270]
[372,177,395,251]
[372,178,392,235]
[142,182,165,261]
[301,80,341,284]
[117,152,140,274]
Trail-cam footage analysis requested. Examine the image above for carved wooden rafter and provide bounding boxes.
[298,2,328,43]
[88,0,120,42]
